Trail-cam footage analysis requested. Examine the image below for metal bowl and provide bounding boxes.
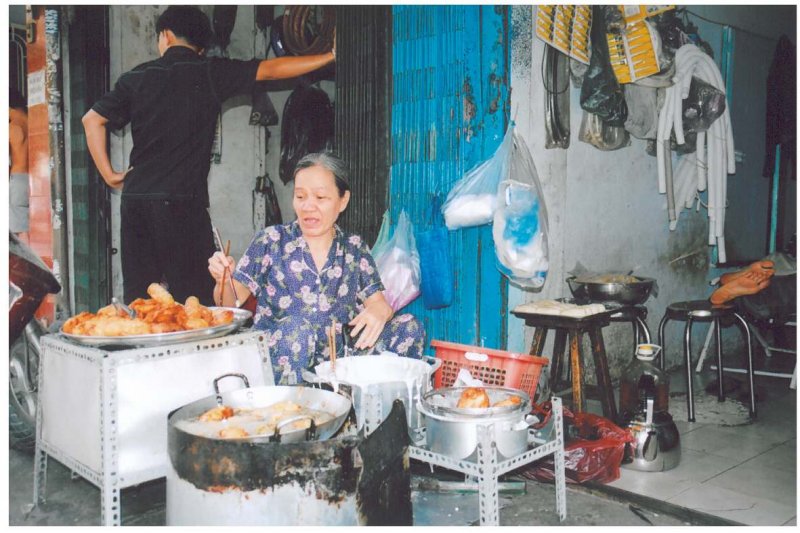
[566,276,655,305]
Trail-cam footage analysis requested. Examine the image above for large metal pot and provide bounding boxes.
[167,379,413,526]
[170,378,352,443]
[566,275,656,305]
[418,386,534,460]
[309,354,441,436]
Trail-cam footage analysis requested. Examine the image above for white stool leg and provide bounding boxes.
[696,321,715,373]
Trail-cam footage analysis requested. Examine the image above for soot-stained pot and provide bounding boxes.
[167,389,413,526]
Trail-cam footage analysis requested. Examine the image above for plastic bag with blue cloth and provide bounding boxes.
[441,126,514,230]
[493,130,550,289]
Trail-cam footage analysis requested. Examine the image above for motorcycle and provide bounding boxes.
[9,233,61,452]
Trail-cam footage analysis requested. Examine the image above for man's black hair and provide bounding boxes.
[9,88,26,111]
[155,6,213,50]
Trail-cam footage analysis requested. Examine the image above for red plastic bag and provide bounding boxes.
[522,401,634,485]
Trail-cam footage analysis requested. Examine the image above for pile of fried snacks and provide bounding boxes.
[62,283,234,336]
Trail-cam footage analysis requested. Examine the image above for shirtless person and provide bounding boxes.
[9,88,29,242]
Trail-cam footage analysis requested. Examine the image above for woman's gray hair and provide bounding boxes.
[293,152,351,197]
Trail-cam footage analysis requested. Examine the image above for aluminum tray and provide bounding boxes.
[58,307,253,348]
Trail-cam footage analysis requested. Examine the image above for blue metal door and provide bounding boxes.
[389,6,509,350]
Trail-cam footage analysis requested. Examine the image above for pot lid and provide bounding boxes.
[421,386,530,419]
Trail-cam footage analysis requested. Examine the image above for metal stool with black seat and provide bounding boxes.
[657,300,756,422]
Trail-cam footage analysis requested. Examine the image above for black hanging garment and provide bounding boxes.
[279,85,335,184]
[763,35,796,181]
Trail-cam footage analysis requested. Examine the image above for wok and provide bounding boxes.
[566,275,656,305]
[170,377,352,443]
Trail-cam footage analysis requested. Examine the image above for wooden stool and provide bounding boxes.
[657,300,756,422]
[513,304,649,420]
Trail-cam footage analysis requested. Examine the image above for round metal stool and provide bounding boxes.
[657,300,756,422]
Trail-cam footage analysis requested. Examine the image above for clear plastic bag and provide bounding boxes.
[579,110,631,151]
[493,131,550,289]
[442,126,514,230]
[372,210,421,312]
[682,76,726,133]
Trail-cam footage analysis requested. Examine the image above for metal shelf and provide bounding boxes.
[32,331,272,526]
[407,397,567,526]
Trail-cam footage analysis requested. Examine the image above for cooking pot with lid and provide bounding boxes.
[418,386,535,460]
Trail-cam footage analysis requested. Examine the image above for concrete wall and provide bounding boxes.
[508,5,795,380]
[104,5,792,379]
[107,6,333,297]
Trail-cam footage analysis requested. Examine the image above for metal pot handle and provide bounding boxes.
[270,415,317,443]
[213,373,251,405]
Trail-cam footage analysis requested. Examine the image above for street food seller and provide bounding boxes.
[208,152,425,384]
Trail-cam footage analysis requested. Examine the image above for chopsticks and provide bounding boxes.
[219,240,231,306]
[212,227,241,307]
[329,318,337,371]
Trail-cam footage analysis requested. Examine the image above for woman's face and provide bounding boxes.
[293,164,350,239]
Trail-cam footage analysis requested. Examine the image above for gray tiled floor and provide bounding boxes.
[607,367,797,526]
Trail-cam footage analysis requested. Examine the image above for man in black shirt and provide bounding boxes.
[83,6,335,305]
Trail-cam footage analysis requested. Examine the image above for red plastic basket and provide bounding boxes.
[430,340,549,400]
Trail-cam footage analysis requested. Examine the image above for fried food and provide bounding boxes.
[218,426,249,439]
[62,285,236,337]
[212,308,234,326]
[492,396,522,408]
[457,387,491,409]
[199,405,235,422]
[147,283,175,305]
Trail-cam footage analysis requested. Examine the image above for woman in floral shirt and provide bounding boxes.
[208,152,425,384]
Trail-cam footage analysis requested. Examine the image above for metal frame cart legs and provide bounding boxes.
[409,396,567,526]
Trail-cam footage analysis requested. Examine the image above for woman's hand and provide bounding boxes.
[207,251,252,307]
[349,292,393,351]
[207,251,235,284]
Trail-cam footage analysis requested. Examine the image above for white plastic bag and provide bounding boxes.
[442,126,514,229]
[493,132,550,289]
[372,210,421,311]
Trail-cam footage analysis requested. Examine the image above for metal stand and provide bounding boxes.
[32,331,271,526]
[408,397,567,526]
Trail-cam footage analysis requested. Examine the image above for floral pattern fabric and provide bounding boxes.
[234,221,425,384]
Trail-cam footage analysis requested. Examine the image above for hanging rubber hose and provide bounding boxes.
[656,43,735,262]
[281,6,336,56]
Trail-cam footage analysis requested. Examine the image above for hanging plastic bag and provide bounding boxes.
[682,76,727,133]
[579,6,628,127]
[442,126,514,230]
[416,195,454,309]
[372,210,421,312]
[370,210,392,255]
[579,110,631,151]
[493,132,549,289]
